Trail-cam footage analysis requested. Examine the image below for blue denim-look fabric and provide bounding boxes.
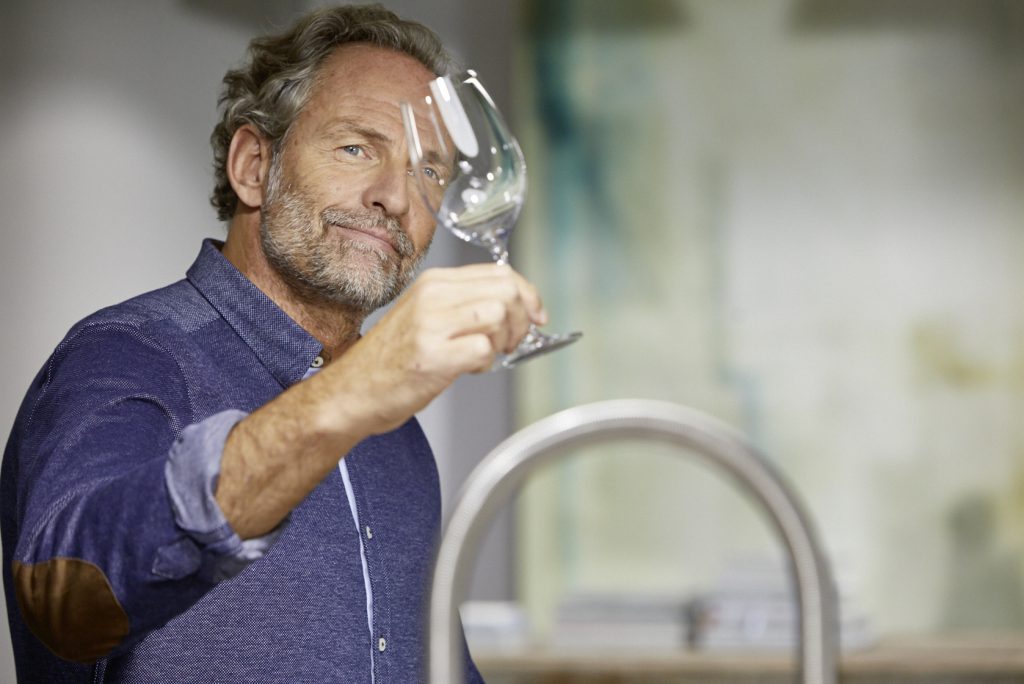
[1,239,484,683]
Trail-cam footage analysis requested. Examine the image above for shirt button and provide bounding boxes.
[365,526,373,540]
[311,355,325,368]
[378,637,387,652]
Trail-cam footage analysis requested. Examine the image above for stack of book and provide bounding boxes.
[460,601,531,652]
[551,593,690,651]
[689,556,875,652]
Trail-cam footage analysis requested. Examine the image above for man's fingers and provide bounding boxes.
[445,333,497,373]
[416,265,547,325]
[428,294,534,353]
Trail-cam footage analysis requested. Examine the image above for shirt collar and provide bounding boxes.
[186,238,324,388]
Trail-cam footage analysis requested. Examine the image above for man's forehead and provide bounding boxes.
[316,43,435,96]
[295,45,434,126]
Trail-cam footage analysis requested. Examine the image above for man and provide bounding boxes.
[2,5,542,681]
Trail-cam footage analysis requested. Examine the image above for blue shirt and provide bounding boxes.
[2,239,482,682]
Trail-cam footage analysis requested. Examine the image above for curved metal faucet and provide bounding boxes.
[429,399,839,684]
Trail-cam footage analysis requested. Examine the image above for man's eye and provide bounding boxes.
[421,166,449,186]
[339,145,365,157]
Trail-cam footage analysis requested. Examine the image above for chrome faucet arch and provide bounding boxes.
[429,399,840,684]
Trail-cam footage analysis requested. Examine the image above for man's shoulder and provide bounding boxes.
[40,279,225,374]
[11,279,222,443]
[68,278,217,341]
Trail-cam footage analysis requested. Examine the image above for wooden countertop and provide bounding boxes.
[474,634,1024,682]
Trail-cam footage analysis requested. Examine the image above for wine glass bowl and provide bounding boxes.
[402,71,581,368]
[436,146,523,258]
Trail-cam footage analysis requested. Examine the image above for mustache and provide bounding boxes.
[321,208,414,258]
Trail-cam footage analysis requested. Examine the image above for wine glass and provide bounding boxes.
[401,70,581,368]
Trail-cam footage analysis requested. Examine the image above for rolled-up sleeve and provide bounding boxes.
[163,409,284,583]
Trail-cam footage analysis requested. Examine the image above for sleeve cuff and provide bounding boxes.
[162,410,286,583]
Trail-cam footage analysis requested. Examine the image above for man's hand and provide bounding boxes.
[331,263,547,434]
[216,263,545,539]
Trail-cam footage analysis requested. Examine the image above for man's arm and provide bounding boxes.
[8,324,233,662]
[215,262,546,539]
[7,262,542,663]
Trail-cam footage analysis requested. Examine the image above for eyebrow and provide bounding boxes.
[318,117,454,171]
[420,147,453,170]
[318,119,392,146]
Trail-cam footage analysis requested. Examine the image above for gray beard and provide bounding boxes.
[259,170,427,314]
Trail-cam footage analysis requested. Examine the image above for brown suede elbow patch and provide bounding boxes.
[12,558,130,663]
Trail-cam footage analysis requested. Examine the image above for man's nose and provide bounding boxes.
[362,158,412,217]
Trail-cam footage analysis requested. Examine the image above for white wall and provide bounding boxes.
[0,1,514,678]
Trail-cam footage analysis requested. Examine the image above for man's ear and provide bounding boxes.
[227,124,273,210]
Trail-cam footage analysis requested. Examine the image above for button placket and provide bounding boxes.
[347,461,387,673]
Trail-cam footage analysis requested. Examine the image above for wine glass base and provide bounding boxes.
[497,330,582,370]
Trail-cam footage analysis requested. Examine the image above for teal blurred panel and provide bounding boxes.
[514,0,1024,645]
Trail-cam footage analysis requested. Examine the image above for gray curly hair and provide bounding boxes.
[210,4,452,222]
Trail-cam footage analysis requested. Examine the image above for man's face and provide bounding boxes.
[259,44,441,313]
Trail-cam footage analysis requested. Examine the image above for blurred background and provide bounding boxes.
[2,1,1023,682]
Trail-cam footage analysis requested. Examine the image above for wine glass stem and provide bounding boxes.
[484,236,510,265]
